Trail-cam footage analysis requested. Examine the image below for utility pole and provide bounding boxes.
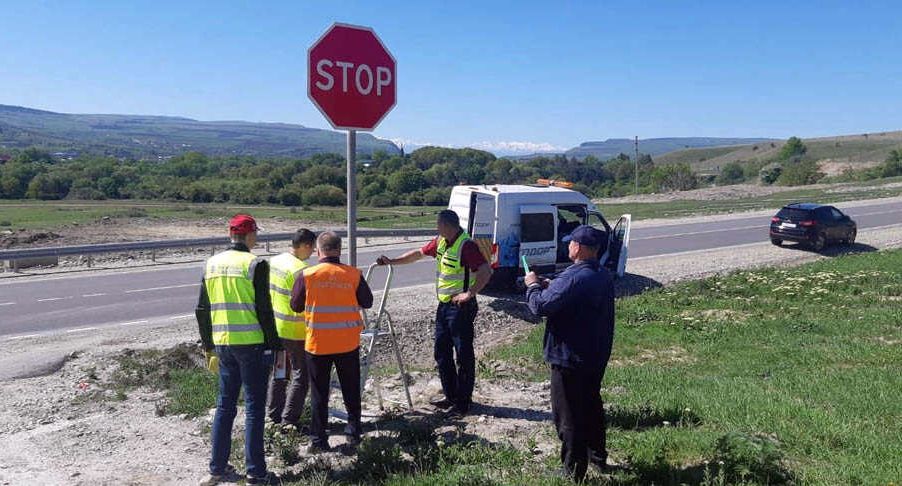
[634,136,639,195]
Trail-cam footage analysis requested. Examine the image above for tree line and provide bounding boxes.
[0,146,705,206]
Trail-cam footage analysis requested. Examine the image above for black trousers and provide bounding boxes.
[550,364,607,481]
[266,338,309,425]
[434,300,477,410]
[306,348,361,446]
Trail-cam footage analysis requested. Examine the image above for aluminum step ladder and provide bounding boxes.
[329,262,413,420]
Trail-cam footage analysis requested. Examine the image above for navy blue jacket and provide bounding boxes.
[526,259,615,371]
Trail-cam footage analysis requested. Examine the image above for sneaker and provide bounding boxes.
[429,396,455,409]
[198,464,239,486]
[246,471,280,485]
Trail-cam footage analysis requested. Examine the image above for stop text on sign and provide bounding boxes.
[314,60,392,96]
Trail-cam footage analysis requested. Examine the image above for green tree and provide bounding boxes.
[776,160,823,186]
[880,149,902,178]
[716,162,746,185]
[650,164,698,192]
[779,137,807,161]
[302,184,345,206]
[387,169,426,194]
[26,173,70,200]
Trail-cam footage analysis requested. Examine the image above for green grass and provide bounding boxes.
[484,249,902,485]
[595,178,902,220]
[0,200,441,231]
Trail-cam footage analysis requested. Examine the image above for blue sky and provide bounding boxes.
[1,1,900,154]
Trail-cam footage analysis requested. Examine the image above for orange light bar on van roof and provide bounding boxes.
[536,179,573,188]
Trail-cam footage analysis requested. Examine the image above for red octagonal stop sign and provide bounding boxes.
[308,23,397,131]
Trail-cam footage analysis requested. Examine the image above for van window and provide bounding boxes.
[521,213,555,242]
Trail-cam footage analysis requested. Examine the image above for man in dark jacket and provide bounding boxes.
[525,225,615,482]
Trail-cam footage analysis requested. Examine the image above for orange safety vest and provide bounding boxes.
[303,262,364,355]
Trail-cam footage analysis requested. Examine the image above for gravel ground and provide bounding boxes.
[2,214,902,485]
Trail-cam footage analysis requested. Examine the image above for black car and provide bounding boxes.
[769,203,857,251]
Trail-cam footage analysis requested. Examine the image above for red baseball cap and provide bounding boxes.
[229,214,261,235]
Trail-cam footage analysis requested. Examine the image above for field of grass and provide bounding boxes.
[655,131,902,173]
[483,248,902,485]
[596,177,902,221]
[0,200,441,231]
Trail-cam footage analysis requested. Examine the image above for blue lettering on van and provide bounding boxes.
[522,247,553,257]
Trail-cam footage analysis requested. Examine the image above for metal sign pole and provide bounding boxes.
[347,129,357,267]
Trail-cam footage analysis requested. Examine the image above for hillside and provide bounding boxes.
[0,104,400,159]
[565,137,774,160]
[656,131,902,173]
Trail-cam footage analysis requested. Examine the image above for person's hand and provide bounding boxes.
[451,290,474,305]
[376,255,391,265]
[524,271,540,287]
[204,350,219,374]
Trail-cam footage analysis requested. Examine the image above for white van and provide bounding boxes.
[447,182,631,289]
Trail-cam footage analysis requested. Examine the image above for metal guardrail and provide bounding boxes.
[0,228,435,262]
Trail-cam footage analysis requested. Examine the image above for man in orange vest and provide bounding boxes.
[289,231,373,452]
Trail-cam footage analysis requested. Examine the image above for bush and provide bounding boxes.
[715,432,790,484]
[278,187,303,206]
[302,184,345,206]
[368,193,396,207]
[0,221,11,227]
[715,162,746,185]
[778,136,807,161]
[776,160,823,186]
[759,162,782,185]
[650,163,698,192]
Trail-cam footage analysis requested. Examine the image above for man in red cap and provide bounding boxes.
[196,214,281,486]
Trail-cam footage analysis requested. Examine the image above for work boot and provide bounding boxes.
[429,396,455,409]
[246,471,280,485]
[198,464,239,486]
[307,440,331,454]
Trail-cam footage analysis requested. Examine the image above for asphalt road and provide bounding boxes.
[2,199,902,338]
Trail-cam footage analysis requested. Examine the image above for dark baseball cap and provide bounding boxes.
[562,225,605,247]
[229,214,262,235]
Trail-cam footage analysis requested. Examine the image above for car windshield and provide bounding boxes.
[776,208,811,220]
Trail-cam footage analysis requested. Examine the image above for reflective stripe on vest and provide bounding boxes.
[269,252,308,341]
[204,250,264,345]
[435,232,476,303]
[303,262,363,355]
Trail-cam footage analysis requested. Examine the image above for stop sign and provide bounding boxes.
[308,23,397,131]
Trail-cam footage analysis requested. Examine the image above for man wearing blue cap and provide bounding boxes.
[525,225,615,481]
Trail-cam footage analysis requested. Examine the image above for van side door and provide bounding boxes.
[466,191,497,263]
[519,204,558,272]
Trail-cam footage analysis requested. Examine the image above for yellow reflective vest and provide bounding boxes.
[436,231,477,303]
[269,252,308,341]
[204,250,265,345]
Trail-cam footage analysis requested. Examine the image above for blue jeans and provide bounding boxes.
[210,344,273,478]
[434,300,477,409]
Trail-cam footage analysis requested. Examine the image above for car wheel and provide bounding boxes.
[812,232,826,251]
[771,238,782,246]
[846,229,857,246]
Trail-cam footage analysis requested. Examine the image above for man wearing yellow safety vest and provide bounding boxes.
[377,210,492,416]
[196,214,281,486]
[289,231,373,452]
[266,228,316,427]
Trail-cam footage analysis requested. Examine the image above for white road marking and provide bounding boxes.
[118,320,149,326]
[125,283,196,293]
[0,302,14,306]
[633,224,764,241]
[4,334,38,341]
[37,296,72,302]
[65,327,98,333]
[82,293,107,297]
[170,314,194,320]
[630,241,767,261]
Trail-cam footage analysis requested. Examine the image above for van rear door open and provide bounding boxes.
[465,192,496,261]
[595,213,631,277]
[519,204,557,270]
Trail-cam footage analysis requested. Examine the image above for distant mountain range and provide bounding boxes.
[563,137,777,160]
[0,104,400,159]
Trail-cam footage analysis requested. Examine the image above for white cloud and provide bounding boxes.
[382,137,565,156]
